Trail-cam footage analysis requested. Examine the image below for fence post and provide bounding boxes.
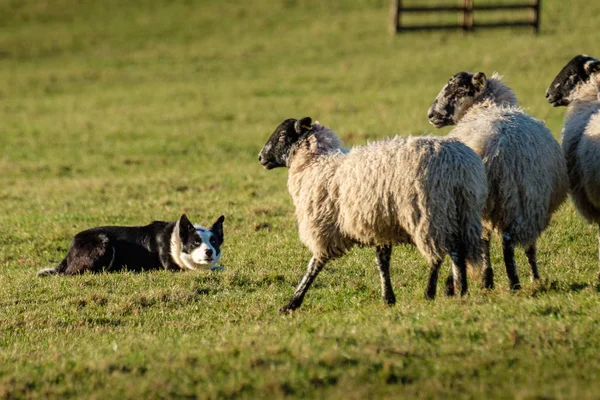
[463,0,474,32]
[533,0,541,33]
[389,0,401,34]
[390,0,541,34]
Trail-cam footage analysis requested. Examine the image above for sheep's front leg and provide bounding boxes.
[449,247,468,296]
[502,232,521,290]
[525,242,540,282]
[424,259,443,300]
[375,245,395,305]
[482,237,494,289]
[280,257,327,313]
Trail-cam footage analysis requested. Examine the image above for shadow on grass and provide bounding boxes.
[527,279,599,297]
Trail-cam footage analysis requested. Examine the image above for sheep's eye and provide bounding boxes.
[278,133,286,142]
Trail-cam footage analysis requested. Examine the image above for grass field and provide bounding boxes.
[1,0,600,398]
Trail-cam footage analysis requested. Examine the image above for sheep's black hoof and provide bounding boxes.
[383,294,396,306]
[279,305,295,314]
[510,282,522,291]
[279,299,301,314]
[444,275,455,297]
[482,268,494,289]
[424,288,436,300]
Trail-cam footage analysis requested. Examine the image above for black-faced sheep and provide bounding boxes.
[546,54,600,280]
[258,117,488,312]
[428,72,568,291]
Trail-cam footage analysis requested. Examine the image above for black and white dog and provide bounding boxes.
[37,214,225,276]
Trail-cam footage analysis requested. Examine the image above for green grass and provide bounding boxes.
[1,0,600,398]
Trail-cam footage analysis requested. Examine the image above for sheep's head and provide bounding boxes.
[258,117,313,169]
[546,55,600,107]
[428,72,487,128]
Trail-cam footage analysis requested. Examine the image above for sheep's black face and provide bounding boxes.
[546,55,600,107]
[428,72,487,128]
[258,117,313,169]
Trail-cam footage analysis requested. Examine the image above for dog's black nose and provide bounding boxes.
[205,248,213,257]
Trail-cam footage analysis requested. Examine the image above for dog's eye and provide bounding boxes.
[209,237,217,245]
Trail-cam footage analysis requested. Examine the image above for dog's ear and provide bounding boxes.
[210,215,225,243]
[178,214,196,238]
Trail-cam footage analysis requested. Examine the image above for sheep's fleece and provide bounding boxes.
[285,123,488,266]
[446,75,568,247]
[560,72,600,223]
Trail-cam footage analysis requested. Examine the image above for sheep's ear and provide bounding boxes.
[472,72,487,91]
[584,60,600,75]
[294,117,313,134]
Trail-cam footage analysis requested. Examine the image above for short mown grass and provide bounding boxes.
[1,0,600,398]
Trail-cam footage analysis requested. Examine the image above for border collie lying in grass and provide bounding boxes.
[37,214,225,276]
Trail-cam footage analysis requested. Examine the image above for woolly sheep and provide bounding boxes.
[428,72,568,291]
[258,117,488,312]
[546,54,600,280]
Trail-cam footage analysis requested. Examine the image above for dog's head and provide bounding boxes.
[172,214,225,270]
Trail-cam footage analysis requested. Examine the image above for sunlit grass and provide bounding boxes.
[0,0,599,398]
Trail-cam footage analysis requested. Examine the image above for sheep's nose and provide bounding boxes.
[258,154,263,163]
[545,91,551,99]
[205,248,213,257]
[427,111,435,119]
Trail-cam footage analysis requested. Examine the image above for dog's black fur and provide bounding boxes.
[38,214,224,276]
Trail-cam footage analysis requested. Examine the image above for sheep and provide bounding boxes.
[545,54,600,280]
[258,117,488,312]
[428,72,569,291]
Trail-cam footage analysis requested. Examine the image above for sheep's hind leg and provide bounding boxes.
[525,242,540,282]
[445,240,473,296]
[502,232,521,290]
[280,257,327,313]
[375,245,395,305]
[450,246,468,296]
[482,237,494,289]
[444,273,455,296]
[597,224,600,282]
[424,259,443,300]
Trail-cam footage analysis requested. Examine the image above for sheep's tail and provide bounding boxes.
[37,258,67,277]
[455,181,487,274]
